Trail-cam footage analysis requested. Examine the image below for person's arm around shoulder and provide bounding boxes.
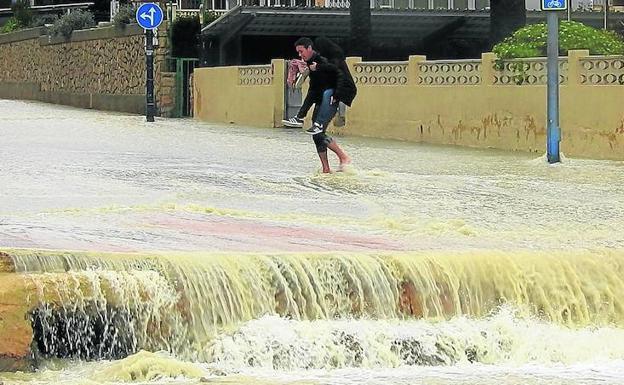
[314,56,339,74]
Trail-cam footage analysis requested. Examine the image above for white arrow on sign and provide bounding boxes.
[140,6,156,26]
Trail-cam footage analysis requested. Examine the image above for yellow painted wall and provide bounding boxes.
[193,59,284,128]
[194,51,624,160]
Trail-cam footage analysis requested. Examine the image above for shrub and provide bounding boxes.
[113,3,136,29]
[49,9,95,39]
[493,21,624,61]
[202,10,220,27]
[1,17,20,33]
[32,14,59,27]
[0,0,32,33]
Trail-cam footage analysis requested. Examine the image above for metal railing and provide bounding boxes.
[167,0,494,11]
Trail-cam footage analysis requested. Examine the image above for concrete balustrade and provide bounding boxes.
[194,50,624,160]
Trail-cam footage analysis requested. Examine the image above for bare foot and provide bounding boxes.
[322,168,332,174]
[338,158,351,171]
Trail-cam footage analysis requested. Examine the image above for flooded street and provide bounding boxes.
[1,99,624,385]
[2,100,623,253]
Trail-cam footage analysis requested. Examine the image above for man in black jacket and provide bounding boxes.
[294,37,352,173]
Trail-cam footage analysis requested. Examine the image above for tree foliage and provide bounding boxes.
[171,16,200,58]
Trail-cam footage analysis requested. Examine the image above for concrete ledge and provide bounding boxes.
[69,23,143,42]
[0,273,34,372]
[39,90,93,109]
[0,249,159,372]
[91,93,145,114]
[0,27,45,44]
[0,81,40,100]
[0,82,145,114]
[38,23,143,46]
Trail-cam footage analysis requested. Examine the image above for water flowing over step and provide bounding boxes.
[3,248,624,365]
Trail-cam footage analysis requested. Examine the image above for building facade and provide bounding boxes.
[190,0,609,12]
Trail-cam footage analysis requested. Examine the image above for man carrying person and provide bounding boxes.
[293,37,356,173]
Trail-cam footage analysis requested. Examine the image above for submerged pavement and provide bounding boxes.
[1,99,624,253]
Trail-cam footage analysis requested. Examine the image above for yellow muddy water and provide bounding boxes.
[1,100,624,384]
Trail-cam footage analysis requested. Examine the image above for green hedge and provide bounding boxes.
[493,21,624,60]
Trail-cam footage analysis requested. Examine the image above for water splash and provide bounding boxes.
[25,269,184,361]
[208,306,624,370]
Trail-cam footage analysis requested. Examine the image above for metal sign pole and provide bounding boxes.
[546,11,560,163]
[136,2,163,123]
[146,29,155,122]
[541,0,565,163]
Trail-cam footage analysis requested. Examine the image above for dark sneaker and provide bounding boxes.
[305,122,323,135]
[282,117,304,128]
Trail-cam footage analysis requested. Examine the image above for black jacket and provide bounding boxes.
[313,37,357,107]
[305,52,338,104]
[332,59,357,107]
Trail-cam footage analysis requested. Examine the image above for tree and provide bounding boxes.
[350,0,371,59]
[490,0,526,48]
[11,0,33,28]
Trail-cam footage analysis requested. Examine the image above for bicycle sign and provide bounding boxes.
[136,2,163,30]
[541,0,567,11]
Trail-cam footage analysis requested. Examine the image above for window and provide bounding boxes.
[413,0,428,8]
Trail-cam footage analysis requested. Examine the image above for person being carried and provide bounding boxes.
[283,59,312,128]
[293,37,353,173]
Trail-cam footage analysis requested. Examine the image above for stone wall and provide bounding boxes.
[0,24,177,116]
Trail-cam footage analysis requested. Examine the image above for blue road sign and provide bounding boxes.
[541,0,567,11]
[136,3,164,30]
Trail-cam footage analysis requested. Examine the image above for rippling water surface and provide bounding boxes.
[2,100,623,253]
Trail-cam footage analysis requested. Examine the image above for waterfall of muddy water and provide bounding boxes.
[2,100,624,384]
[7,249,624,382]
